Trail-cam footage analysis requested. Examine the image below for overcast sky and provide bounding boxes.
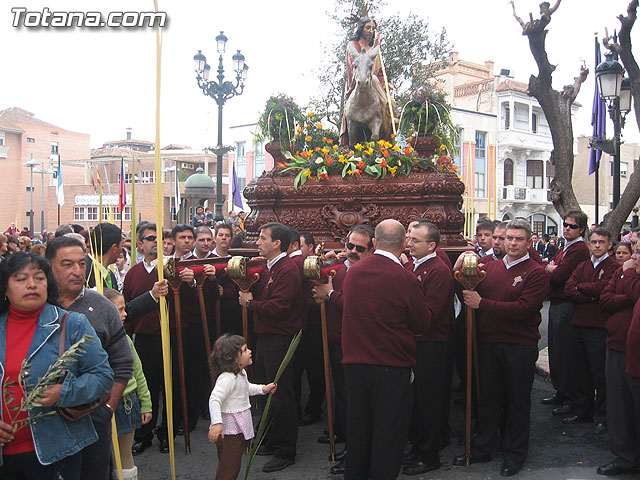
[2,0,639,150]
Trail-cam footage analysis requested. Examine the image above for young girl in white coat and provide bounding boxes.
[208,334,277,479]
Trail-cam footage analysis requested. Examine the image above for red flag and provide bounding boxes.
[118,158,126,213]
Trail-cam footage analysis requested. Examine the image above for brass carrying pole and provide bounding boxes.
[320,286,336,461]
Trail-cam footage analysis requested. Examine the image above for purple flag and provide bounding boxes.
[590,38,607,175]
[232,162,244,209]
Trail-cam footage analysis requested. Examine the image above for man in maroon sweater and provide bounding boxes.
[342,219,430,480]
[455,219,550,477]
[239,222,303,472]
[598,243,640,475]
[543,210,590,413]
[563,228,618,432]
[402,221,454,476]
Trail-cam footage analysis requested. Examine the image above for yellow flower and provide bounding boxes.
[332,145,338,152]
[322,137,327,142]
[305,136,313,142]
[377,139,386,147]
[338,154,346,163]
[347,168,355,175]
[296,125,303,133]
[388,165,398,176]
[321,146,330,154]
[316,123,323,129]
[354,143,364,151]
[392,144,400,152]
[307,112,315,117]
[365,147,374,156]
[303,168,312,178]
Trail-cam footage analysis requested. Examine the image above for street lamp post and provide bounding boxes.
[193,31,248,222]
[24,157,39,235]
[596,52,632,210]
[32,166,55,234]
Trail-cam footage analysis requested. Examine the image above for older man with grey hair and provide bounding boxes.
[342,219,431,479]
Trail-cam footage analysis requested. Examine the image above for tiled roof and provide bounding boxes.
[497,79,530,93]
[0,107,64,132]
[162,144,192,150]
[104,138,155,146]
[91,147,146,158]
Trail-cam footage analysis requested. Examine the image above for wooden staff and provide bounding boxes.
[167,277,191,454]
[454,254,486,466]
[195,273,215,386]
[227,256,261,340]
[216,299,222,338]
[304,249,336,461]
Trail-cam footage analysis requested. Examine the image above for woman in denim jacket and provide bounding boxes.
[0,252,113,479]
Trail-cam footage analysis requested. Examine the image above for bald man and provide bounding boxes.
[342,219,431,479]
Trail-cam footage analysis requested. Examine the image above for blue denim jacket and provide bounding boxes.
[0,303,114,465]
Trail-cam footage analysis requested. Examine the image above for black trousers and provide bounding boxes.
[80,404,114,480]
[606,348,640,468]
[0,451,81,480]
[548,302,574,402]
[570,325,607,422]
[255,334,298,460]
[329,342,347,439]
[345,364,413,480]
[472,343,538,465]
[133,334,165,443]
[294,319,326,418]
[409,341,453,463]
[160,323,210,435]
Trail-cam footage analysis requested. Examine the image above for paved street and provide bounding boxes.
[133,303,622,479]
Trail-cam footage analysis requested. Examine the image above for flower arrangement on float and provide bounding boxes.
[256,93,458,190]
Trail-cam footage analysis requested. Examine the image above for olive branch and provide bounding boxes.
[3,334,95,432]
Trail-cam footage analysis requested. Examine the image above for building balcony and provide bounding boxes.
[497,129,552,151]
[0,146,7,158]
[502,185,528,201]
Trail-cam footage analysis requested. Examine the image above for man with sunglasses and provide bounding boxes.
[402,221,454,475]
[542,210,590,414]
[311,224,375,475]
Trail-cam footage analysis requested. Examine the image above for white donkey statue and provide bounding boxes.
[344,43,390,147]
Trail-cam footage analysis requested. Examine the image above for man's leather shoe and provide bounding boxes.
[562,414,591,424]
[132,440,151,456]
[452,453,492,466]
[401,450,417,465]
[552,404,573,416]
[402,460,441,475]
[159,438,169,453]
[595,423,608,435]
[541,393,565,405]
[256,444,274,456]
[330,460,346,475]
[329,449,347,462]
[262,456,294,473]
[298,413,321,426]
[597,461,640,476]
[318,433,345,444]
[500,461,522,477]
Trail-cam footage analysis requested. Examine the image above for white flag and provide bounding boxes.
[53,154,64,206]
[174,170,181,213]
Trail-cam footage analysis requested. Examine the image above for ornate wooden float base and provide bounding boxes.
[242,162,466,251]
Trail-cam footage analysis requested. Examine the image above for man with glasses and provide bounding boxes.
[454,219,550,477]
[402,221,454,476]
[311,224,374,475]
[563,228,618,434]
[542,210,591,415]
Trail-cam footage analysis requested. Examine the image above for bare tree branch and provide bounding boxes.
[562,66,589,103]
[603,27,623,54]
[510,1,525,29]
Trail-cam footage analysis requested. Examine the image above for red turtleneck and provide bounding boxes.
[2,304,44,455]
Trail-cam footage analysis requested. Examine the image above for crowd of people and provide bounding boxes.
[0,210,639,480]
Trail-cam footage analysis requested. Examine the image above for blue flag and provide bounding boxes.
[590,38,607,175]
[232,162,244,209]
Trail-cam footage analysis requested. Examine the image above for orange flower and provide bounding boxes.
[327,139,334,144]
[403,147,412,156]
[326,157,333,166]
[381,148,389,158]
[355,169,361,177]
[301,151,309,159]
[316,123,323,129]
[380,159,387,168]
[314,146,321,151]
[277,162,285,169]
[357,160,365,169]
[305,135,313,142]
[319,172,329,180]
